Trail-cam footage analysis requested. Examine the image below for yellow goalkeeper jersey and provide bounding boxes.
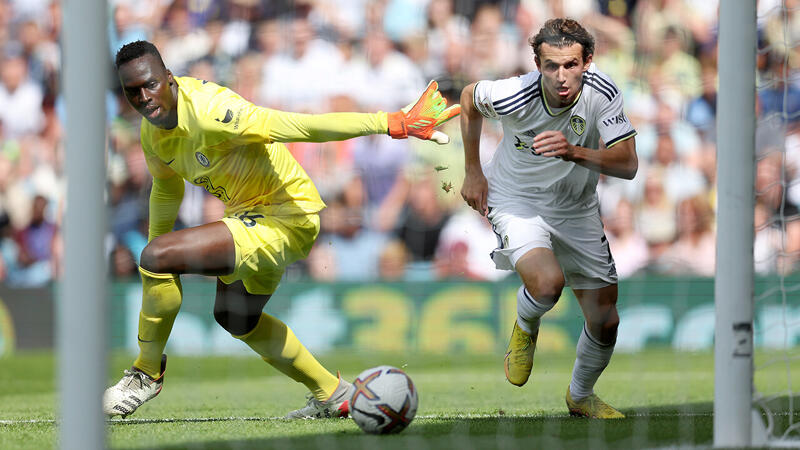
[140,76,387,238]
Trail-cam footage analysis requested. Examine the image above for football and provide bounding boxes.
[349,365,419,434]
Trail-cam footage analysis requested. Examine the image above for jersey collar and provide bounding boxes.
[539,74,583,117]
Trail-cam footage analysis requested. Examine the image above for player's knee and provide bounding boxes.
[526,275,565,304]
[588,314,619,345]
[140,240,171,274]
[213,308,260,336]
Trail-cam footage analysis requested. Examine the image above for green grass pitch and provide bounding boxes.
[0,349,797,449]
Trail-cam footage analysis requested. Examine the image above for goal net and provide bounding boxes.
[752,0,800,445]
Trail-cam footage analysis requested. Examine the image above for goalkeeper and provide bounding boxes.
[104,40,459,419]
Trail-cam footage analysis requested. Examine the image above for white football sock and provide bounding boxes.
[516,285,555,335]
[569,324,616,400]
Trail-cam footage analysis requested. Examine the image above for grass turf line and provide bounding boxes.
[0,349,798,449]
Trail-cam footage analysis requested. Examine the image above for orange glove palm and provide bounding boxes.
[388,80,461,145]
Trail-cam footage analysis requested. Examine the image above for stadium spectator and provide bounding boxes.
[0,55,45,138]
[0,213,9,282]
[758,52,800,122]
[465,4,519,81]
[636,168,677,258]
[754,200,786,275]
[649,132,706,203]
[8,194,58,286]
[378,238,411,281]
[228,51,263,103]
[159,6,212,75]
[258,16,343,111]
[434,207,508,281]
[650,26,702,103]
[110,241,138,278]
[353,134,410,210]
[756,151,800,271]
[394,172,450,262]
[110,2,150,58]
[344,30,426,112]
[605,198,650,278]
[656,194,716,276]
[424,0,470,77]
[686,66,718,140]
[316,176,390,281]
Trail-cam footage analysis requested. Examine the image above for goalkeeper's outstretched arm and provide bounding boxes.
[234,81,461,146]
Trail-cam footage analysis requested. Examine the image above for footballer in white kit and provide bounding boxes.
[474,63,635,287]
[460,18,637,419]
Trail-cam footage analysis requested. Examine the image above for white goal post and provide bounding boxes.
[714,0,758,447]
[59,0,109,448]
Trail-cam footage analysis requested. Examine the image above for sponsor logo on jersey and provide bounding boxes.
[195,152,210,167]
[570,115,586,136]
[514,136,528,151]
[602,112,627,127]
[233,109,241,130]
[193,175,230,202]
[521,129,537,138]
[216,109,234,124]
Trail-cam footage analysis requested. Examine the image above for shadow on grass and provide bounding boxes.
[111,402,713,450]
[110,398,800,450]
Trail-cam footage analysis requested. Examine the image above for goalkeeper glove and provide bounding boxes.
[388,80,461,145]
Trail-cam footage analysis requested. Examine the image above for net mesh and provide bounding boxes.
[754,0,800,443]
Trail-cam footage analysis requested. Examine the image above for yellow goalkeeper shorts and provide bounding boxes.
[219,207,320,295]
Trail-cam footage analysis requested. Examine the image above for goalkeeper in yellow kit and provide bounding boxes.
[103,40,459,419]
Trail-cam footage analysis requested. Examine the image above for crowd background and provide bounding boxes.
[0,0,798,287]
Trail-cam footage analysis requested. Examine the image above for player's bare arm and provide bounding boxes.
[459,82,489,216]
[532,130,638,179]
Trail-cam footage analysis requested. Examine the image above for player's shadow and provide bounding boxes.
[125,397,800,450]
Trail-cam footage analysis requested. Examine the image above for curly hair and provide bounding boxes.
[529,18,595,62]
[115,40,165,70]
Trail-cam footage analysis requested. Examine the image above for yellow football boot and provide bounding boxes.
[566,387,625,419]
[504,320,537,386]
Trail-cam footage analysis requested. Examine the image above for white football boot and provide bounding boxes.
[286,373,354,419]
[103,355,166,418]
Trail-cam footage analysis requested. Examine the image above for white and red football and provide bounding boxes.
[349,365,419,434]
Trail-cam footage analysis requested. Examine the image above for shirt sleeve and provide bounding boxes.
[141,128,184,241]
[593,79,636,148]
[198,82,388,145]
[148,174,184,242]
[472,80,501,119]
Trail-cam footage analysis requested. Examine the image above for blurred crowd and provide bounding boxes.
[0,0,799,287]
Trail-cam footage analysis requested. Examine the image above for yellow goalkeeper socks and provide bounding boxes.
[234,313,339,401]
[133,267,183,379]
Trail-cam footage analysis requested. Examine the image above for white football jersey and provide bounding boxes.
[473,63,636,218]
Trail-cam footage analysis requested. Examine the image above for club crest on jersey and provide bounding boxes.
[570,115,586,136]
[195,152,210,167]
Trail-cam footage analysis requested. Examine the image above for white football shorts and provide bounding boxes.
[487,207,618,289]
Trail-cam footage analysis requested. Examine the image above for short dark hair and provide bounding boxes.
[115,40,165,71]
[530,18,595,63]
